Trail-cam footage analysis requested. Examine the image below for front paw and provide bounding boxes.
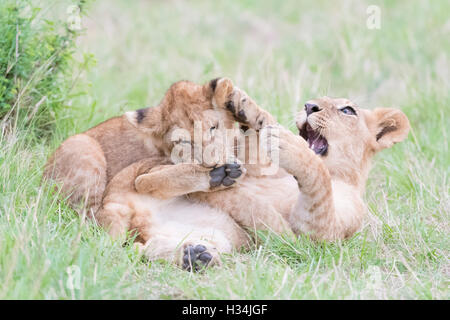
[224,87,276,131]
[209,162,245,189]
[260,126,310,173]
[210,77,234,109]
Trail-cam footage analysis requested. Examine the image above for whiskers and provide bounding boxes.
[308,115,329,136]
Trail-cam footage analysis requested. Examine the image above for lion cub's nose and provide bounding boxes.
[305,103,321,116]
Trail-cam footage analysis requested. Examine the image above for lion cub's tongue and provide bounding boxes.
[310,136,327,155]
[306,124,327,155]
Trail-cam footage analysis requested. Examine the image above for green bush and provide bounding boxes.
[0,0,89,135]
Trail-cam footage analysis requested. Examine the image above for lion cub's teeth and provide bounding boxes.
[311,143,315,150]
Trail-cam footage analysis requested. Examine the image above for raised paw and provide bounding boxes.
[209,162,245,188]
[260,125,311,173]
[224,87,276,131]
[182,244,215,272]
[210,77,234,109]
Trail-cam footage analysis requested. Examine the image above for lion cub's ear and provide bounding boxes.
[125,106,167,136]
[371,108,410,151]
[125,107,148,128]
[204,77,234,108]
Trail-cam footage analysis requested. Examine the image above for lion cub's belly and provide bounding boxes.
[133,195,235,250]
[241,174,299,218]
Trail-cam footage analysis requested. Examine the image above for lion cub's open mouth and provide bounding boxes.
[299,123,328,156]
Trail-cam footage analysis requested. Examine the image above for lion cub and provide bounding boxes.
[43,77,272,216]
[96,86,279,271]
[97,118,251,271]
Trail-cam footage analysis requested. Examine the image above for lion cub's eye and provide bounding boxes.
[210,122,219,131]
[210,125,218,136]
[340,106,356,116]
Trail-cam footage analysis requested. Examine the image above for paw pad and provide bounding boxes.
[237,109,247,122]
[209,163,242,187]
[182,244,213,272]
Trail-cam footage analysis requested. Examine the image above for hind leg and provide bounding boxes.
[179,241,221,272]
[43,134,107,217]
[96,198,134,239]
[141,233,231,271]
[96,157,169,240]
[139,205,248,271]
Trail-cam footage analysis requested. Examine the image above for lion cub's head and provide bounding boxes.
[296,96,410,187]
[125,78,237,165]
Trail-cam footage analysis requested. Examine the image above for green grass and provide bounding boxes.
[0,0,449,299]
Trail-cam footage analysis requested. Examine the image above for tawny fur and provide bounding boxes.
[45,78,409,268]
[42,78,239,215]
[98,158,251,266]
[43,77,276,267]
[273,97,411,240]
[95,81,283,266]
[101,95,409,267]
[190,96,410,241]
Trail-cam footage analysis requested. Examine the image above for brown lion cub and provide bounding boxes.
[43,78,272,216]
